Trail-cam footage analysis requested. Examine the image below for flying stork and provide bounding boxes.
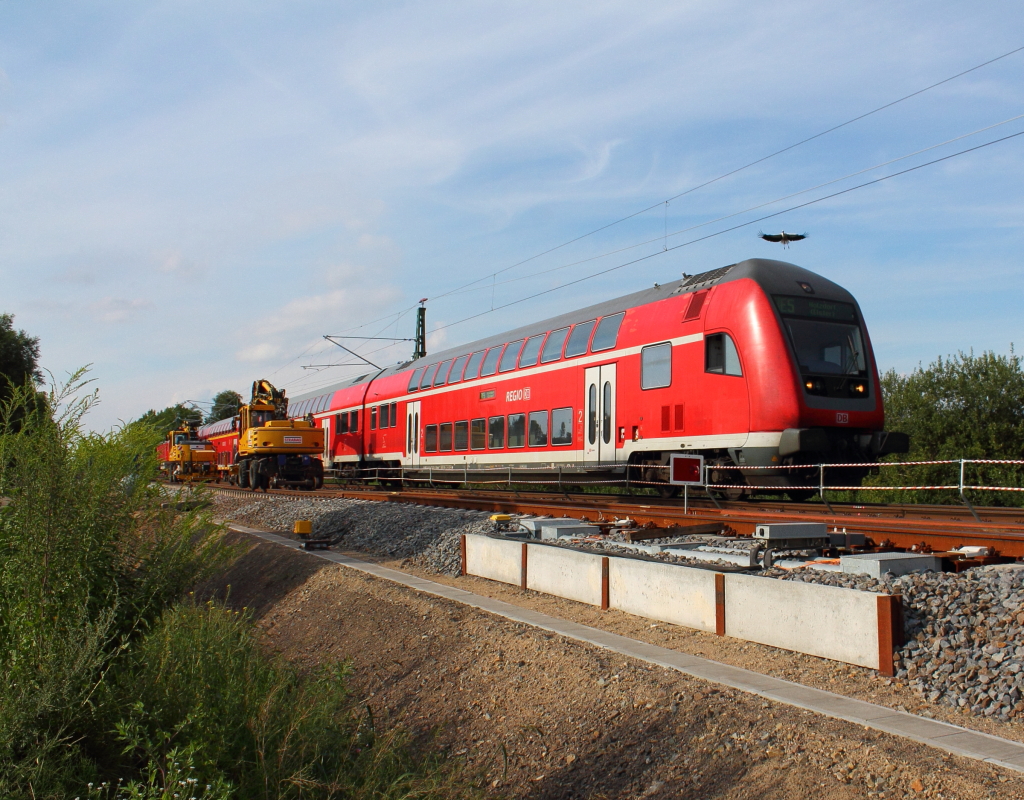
[758,231,807,248]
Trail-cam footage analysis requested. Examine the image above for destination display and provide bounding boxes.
[773,295,857,322]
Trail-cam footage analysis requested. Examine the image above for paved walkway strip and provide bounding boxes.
[227,523,1024,774]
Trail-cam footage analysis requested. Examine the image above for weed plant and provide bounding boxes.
[0,374,474,799]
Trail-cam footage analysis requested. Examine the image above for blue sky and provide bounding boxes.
[2,1,1022,429]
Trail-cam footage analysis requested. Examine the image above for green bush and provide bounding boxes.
[865,349,1024,506]
[104,601,466,800]
[0,374,472,799]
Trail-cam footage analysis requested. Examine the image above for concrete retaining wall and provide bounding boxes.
[464,535,523,586]
[608,557,717,633]
[724,573,880,669]
[525,543,604,606]
[460,534,898,673]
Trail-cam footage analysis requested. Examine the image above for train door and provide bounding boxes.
[320,417,331,462]
[583,364,617,464]
[406,400,421,467]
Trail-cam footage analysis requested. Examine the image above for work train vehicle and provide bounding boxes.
[198,259,908,498]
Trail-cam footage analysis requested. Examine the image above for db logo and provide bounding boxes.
[836,412,849,424]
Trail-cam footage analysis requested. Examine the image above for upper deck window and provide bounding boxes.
[447,354,469,384]
[590,312,624,352]
[564,320,596,358]
[419,364,439,390]
[408,367,424,392]
[433,360,452,387]
[480,346,503,377]
[499,340,524,372]
[541,327,569,363]
[518,334,545,368]
[464,351,485,381]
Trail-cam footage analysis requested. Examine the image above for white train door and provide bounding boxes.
[406,401,421,467]
[320,417,331,463]
[583,364,617,464]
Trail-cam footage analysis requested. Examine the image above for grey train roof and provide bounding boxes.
[289,259,851,404]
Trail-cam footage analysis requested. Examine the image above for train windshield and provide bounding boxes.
[784,319,866,375]
[774,295,866,376]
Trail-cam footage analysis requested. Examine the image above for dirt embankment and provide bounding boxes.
[199,531,1024,800]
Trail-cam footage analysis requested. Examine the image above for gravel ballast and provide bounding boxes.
[216,494,492,574]
[211,491,1024,725]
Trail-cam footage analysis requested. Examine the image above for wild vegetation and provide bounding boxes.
[866,349,1024,506]
[0,373,473,800]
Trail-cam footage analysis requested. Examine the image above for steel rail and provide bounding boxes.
[204,482,1024,558]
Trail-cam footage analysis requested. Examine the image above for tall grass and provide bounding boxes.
[0,374,474,799]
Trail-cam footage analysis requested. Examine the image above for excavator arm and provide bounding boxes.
[250,379,289,419]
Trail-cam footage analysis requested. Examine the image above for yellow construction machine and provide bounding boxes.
[235,379,325,491]
[162,420,219,483]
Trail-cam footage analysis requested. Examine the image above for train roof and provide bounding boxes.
[289,258,851,404]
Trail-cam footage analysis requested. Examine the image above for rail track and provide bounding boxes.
[201,481,1024,560]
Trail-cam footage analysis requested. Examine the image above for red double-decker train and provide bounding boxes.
[198,258,907,498]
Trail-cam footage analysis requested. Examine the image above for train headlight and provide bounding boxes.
[852,382,866,394]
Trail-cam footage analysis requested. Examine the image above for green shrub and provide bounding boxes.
[0,374,230,797]
[864,350,1024,506]
[105,601,467,800]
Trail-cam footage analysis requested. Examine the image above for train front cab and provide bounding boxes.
[705,261,908,494]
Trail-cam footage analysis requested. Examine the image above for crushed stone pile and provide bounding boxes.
[218,495,492,575]
[214,493,1024,721]
[766,565,1024,721]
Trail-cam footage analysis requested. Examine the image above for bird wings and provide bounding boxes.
[759,231,807,243]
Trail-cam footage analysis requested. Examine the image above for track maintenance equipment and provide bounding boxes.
[235,379,325,491]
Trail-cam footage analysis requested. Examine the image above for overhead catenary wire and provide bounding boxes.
[424,127,1024,338]
[286,121,1024,388]
[422,44,1024,305]
[438,111,1024,300]
[268,43,1024,373]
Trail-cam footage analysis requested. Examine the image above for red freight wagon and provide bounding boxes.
[209,259,908,498]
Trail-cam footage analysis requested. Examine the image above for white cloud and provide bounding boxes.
[89,297,153,324]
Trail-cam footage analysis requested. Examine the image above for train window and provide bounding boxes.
[424,425,438,453]
[541,327,569,363]
[591,312,624,352]
[507,414,525,448]
[335,413,349,434]
[464,351,485,380]
[499,340,524,372]
[551,407,572,445]
[454,421,469,451]
[641,343,672,389]
[349,410,359,433]
[370,406,377,430]
[439,422,453,451]
[564,320,596,358]
[471,418,486,449]
[602,382,612,444]
[588,384,597,444]
[390,402,398,428]
[518,334,545,368]
[419,364,439,390]
[480,346,503,377]
[528,411,548,447]
[488,416,505,448]
[433,360,452,386]
[447,354,469,384]
[705,333,743,376]
[408,367,424,392]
